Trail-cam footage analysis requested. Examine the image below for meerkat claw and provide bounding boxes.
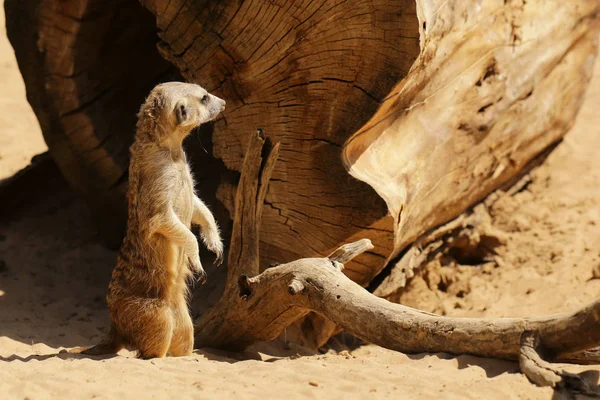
[197,269,208,284]
[214,254,223,266]
[188,256,203,272]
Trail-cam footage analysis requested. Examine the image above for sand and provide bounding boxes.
[1,1,599,398]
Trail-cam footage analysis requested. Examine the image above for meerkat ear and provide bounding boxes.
[175,99,191,125]
[136,90,165,135]
[140,91,165,120]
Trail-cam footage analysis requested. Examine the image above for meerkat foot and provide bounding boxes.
[169,301,194,357]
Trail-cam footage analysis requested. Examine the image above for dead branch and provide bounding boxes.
[519,332,600,396]
[195,130,600,394]
[225,129,280,284]
[203,247,600,360]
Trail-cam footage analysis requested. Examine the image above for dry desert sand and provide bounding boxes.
[1,2,600,399]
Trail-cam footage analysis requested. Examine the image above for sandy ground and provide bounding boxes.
[1,1,600,398]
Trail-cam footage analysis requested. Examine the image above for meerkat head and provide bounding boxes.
[137,82,226,146]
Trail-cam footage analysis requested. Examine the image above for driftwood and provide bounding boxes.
[197,130,600,393]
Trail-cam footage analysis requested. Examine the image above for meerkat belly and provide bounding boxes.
[172,164,195,276]
[173,163,194,225]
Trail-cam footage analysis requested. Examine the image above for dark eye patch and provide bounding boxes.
[201,95,209,104]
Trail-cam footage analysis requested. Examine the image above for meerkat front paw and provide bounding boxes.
[202,229,224,266]
[209,237,224,266]
[188,256,207,284]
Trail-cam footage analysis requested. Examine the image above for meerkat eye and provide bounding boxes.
[179,104,187,118]
[201,95,209,104]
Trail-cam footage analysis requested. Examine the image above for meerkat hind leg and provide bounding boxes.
[127,301,174,359]
[167,299,194,357]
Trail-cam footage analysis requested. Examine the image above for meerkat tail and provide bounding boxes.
[66,328,123,355]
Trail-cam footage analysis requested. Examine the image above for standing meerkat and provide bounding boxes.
[70,82,225,358]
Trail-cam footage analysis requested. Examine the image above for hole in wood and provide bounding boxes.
[238,275,253,299]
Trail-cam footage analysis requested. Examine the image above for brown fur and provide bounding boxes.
[71,82,225,358]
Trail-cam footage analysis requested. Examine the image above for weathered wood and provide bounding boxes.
[373,142,561,297]
[519,332,600,395]
[343,0,600,288]
[226,129,280,284]
[195,131,600,396]
[195,130,282,348]
[205,253,600,361]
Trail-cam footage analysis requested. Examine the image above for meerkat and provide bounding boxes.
[70,82,225,359]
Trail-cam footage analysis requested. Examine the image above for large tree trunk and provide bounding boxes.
[6,0,600,347]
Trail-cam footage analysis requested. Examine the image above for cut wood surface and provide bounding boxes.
[8,0,424,281]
